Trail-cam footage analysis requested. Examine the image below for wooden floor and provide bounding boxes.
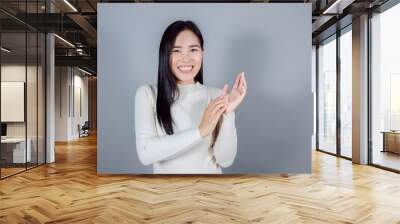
[373,150,400,171]
[1,134,400,223]
[1,167,26,178]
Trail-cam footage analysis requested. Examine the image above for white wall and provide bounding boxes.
[71,73,89,138]
[55,66,70,141]
[55,67,89,141]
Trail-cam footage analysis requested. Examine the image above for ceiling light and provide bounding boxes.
[323,0,342,14]
[78,67,92,76]
[63,0,78,12]
[1,47,11,53]
[54,34,75,48]
[322,0,354,15]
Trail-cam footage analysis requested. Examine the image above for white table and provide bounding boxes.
[1,138,31,163]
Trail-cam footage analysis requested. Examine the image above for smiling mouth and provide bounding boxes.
[177,65,194,73]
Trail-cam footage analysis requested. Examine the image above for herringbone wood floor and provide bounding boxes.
[1,134,400,224]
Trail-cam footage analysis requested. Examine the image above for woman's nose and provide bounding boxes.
[181,54,191,62]
[180,51,192,60]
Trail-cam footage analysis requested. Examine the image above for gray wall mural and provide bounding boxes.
[98,3,313,174]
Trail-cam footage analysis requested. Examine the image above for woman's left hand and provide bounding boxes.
[221,72,247,114]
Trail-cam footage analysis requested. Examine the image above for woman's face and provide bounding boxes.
[169,30,203,85]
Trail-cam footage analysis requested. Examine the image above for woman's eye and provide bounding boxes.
[191,48,199,52]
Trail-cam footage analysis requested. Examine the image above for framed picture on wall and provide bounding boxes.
[1,81,25,122]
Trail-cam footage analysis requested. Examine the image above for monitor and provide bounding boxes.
[1,123,7,137]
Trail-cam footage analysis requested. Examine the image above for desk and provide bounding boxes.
[381,131,400,154]
[1,138,31,163]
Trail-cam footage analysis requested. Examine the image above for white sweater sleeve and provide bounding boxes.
[134,85,203,166]
[212,111,237,167]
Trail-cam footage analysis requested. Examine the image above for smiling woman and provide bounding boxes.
[134,20,247,174]
[169,30,203,85]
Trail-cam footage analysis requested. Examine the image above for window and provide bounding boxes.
[318,35,337,154]
[371,3,400,171]
[340,28,352,158]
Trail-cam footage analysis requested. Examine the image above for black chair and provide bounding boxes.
[78,121,90,138]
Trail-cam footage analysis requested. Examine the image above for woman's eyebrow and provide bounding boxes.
[173,45,200,48]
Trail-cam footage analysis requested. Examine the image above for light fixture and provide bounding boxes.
[54,34,75,48]
[78,67,92,76]
[1,47,11,53]
[76,48,84,55]
[63,0,78,12]
[323,0,340,14]
[322,0,354,15]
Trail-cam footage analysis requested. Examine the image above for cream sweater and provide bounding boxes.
[134,81,237,174]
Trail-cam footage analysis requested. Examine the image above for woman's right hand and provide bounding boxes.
[198,95,228,138]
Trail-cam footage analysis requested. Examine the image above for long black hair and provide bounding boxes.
[156,20,204,135]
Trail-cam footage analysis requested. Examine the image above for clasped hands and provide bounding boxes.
[198,72,247,138]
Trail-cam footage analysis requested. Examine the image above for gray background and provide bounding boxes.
[98,3,312,174]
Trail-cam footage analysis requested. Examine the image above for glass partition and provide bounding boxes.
[1,31,28,177]
[0,1,46,179]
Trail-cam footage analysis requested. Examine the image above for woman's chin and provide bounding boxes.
[177,75,196,83]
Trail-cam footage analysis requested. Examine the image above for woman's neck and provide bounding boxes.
[177,80,195,85]
[176,80,198,96]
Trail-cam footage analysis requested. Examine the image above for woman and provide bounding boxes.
[135,20,247,174]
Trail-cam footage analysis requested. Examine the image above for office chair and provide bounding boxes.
[79,121,90,138]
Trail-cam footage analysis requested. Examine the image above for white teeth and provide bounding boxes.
[178,66,193,72]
